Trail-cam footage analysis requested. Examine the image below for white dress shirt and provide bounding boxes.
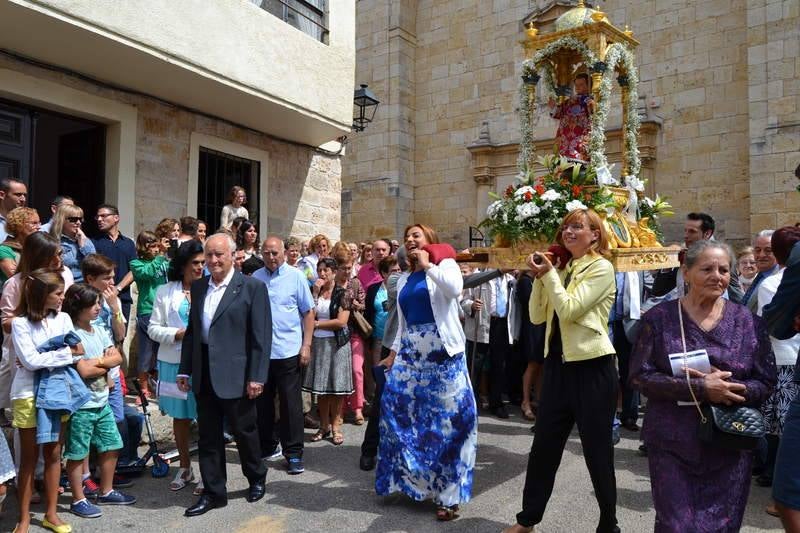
[202,267,235,344]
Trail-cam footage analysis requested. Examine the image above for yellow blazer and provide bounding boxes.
[529,252,616,362]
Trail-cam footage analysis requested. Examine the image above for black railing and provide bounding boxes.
[469,226,490,248]
[251,0,329,44]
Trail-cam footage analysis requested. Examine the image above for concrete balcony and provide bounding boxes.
[0,0,356,146]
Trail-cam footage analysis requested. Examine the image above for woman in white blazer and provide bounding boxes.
[375,224,477,522]
[148,240,205,493]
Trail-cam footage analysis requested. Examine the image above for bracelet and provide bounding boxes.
[114,311,124,322]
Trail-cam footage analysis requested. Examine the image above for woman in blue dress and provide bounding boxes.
[375,223,477,521]
[148,240,204,494]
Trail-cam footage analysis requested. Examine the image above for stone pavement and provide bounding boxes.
[0,402,782,532]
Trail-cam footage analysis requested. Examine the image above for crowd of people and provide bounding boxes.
[0,177,797,532]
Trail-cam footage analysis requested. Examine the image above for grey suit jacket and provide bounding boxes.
[179,270,271,399]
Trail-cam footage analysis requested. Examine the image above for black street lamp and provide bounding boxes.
[352,84,379,132]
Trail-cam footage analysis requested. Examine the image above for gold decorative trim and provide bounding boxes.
[609,246,681,272]
[458,244,680,272]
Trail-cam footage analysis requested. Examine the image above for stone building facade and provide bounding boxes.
[0,0,354,240]
[342,0,799,246]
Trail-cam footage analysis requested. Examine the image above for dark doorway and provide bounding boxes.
[0,99,106,235]
[197,147,260,233]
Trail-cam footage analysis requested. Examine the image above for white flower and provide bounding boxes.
[643,197,655,208]
[515,203,541,220]
[540,189,561,202]
[625,175,645,192]
[565,199,588,212]
[487,200,503,217]
[514,186,535,199]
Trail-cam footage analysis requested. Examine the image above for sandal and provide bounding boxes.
[521,402,536,421]
[331,431,344,445]
[193,478,204,496]
[766,503,780,517]
[169,467,195,491]
[436,505,459,521]
[310,429,331,442]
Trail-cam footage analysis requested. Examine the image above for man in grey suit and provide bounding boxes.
[178,233,271,516]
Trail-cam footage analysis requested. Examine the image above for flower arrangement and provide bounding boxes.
[481,154,614,245]
[638,194,674,242]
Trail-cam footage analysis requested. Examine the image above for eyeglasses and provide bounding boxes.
[96,213,114,219]
[66,217,83,223]
[560,223,585,233]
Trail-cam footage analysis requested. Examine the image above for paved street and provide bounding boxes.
[0,404,781,532]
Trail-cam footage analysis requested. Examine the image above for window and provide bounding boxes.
[250,0,328,43]
[197,147,260,233]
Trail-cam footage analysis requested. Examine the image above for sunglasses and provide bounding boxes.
[66,217,83,223]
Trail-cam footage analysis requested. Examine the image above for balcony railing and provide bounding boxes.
[250,0,329,44]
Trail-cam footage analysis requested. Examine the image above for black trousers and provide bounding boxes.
[488,317,510,408]
[611,321,639,423]
[517,353,618,532]
[256,355,304,459]
[361,346,389,458]
[196,346,266,500]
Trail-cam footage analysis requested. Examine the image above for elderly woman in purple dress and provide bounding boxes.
[630,240,776,533]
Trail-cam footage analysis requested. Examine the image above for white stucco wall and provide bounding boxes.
[13,0,356,129]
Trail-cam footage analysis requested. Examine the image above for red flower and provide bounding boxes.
[534,185,545,196]
[524,191,533,201]
[572,185,582,198]
[505,185,514,198]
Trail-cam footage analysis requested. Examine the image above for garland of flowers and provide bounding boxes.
[604,42,641,180]
[518,84,536,171]
[525,36,598,74]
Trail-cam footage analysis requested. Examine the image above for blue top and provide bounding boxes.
[252,262,314,360]
[61,235,96,283]
[399,270,435,326]
[75,326,114,409]
[92,233,137,305]
[178,297,190,327]
[373,285,389,340]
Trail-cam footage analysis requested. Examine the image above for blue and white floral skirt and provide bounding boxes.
[376,322,477,507]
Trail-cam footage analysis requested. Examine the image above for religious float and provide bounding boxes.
[460,1,679,272]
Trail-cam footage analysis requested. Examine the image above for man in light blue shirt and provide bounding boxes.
[252,236,314,475]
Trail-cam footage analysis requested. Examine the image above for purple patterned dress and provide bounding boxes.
[630,300,776,533]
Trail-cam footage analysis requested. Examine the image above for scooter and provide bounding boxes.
[114,379,170,478]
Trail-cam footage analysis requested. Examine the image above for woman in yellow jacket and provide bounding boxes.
[504,208,619,533]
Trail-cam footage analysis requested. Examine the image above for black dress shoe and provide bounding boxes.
[491,405,509,419]
[621,419,640,431]
[756,474,773,487]
[185,495,227,517]
[246,479,266,502]
[359,455,376,471]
